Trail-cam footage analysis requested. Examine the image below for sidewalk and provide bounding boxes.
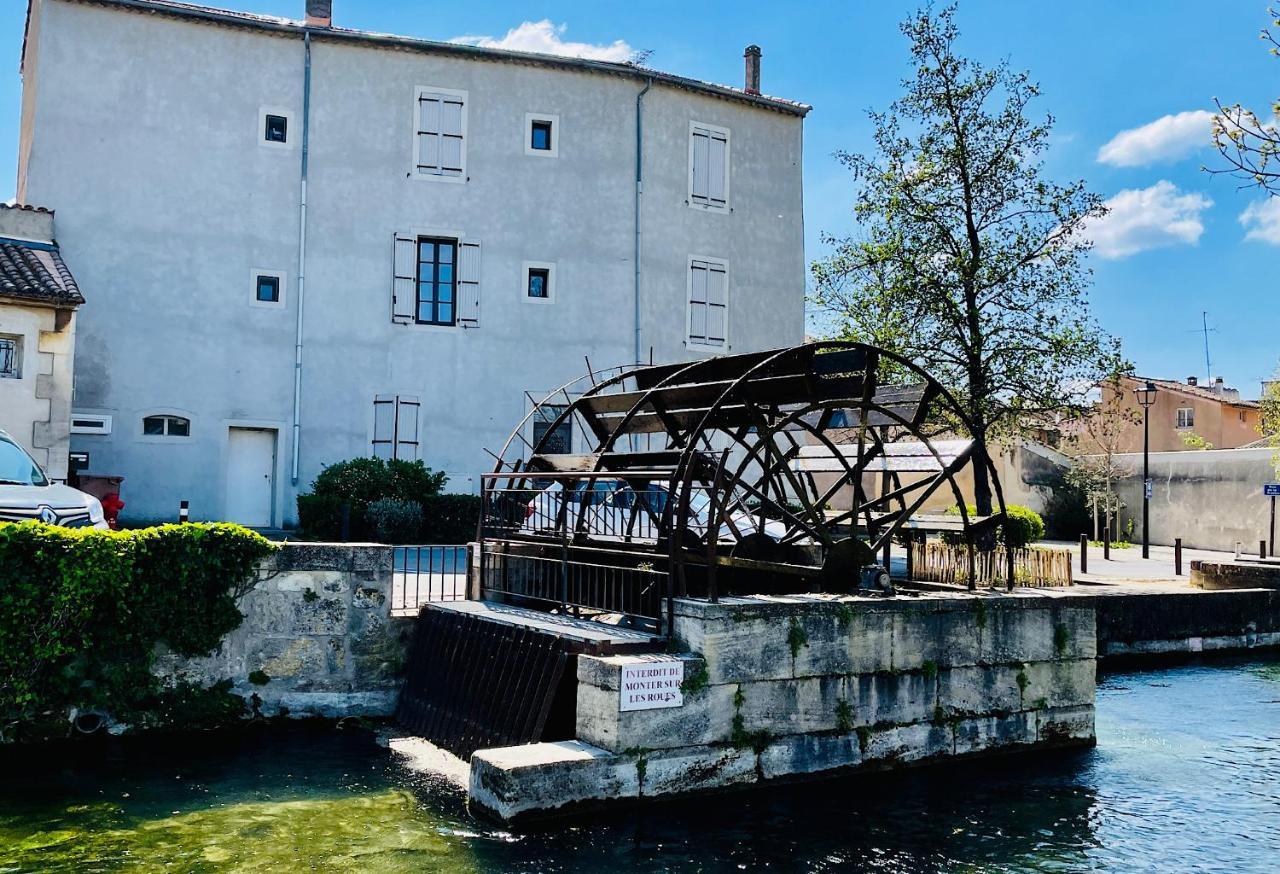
[1041,539,1240,587]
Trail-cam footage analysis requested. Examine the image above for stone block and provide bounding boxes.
[292,595,349,636]
[793,606,894,678]
[937,664,1023,717]
[251,637,328,683]
[1022,659,1095,709]
[575,680,737,752]
[982,606,1058,664]
[575,653,705,691]
[863,721,951,765]
[759,732,863,780]
[890,608,943,671]
[271,570,350,594]
[640,744,757,797]
[952,711,1036,756]
[736,676,847,736]
[470,741,639,822]
[678,615,795,685]
[1037,705,1095,745]
[849,671,938,728]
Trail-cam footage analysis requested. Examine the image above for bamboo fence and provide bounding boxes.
[909,541,1073,588]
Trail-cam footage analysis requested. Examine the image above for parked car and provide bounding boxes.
[0,430,108,529]
[522,479,787,543]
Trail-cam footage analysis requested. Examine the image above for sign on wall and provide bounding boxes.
[620,660,685,712]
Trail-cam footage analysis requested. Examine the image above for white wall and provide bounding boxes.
[21,1,806,524]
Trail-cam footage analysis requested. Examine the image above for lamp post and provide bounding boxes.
[1134,381,1158,559]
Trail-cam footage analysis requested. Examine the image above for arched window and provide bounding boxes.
[142,414,190,437]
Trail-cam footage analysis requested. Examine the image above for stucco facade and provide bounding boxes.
[0,204,81,481]
[18,0,808,525]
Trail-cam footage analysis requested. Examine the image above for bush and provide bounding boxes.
[366,498,423,544]
[420,494,483,543]
[942,503,1045,549]
[0,521,274,741]
[297,458,448,541]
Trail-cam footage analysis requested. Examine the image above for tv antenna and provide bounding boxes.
[1188,311,1218,382]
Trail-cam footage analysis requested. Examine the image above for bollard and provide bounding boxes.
[1262,541,1268,560]
[1175,538,1182,576]
[1080,533,1088,574]
[1235,541,1242,560]
[1103,525,1111,561]
[178,500,189,523]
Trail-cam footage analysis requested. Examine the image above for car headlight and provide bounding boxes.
[87,496,106,525]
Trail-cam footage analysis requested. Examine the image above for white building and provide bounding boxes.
[17,0,809,527]
[0,203,82,481]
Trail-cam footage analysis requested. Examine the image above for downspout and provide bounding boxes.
[291,30,312,484]
[633,77,652,366]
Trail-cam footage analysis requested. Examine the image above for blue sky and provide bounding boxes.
[2,1,1277,393]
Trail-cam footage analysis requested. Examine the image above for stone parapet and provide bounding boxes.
[154,543,405,718]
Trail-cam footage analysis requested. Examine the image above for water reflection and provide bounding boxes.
[1,654,1278,872]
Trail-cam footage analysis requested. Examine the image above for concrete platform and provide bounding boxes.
[427,599,660,647]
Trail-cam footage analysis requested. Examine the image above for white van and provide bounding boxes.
[0,429,108,529]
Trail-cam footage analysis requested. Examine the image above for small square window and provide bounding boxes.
[265,114,288,143]
[530,120,552,151]
[528,268,550,299]
[0,335,21,379]
[256,275,280,303]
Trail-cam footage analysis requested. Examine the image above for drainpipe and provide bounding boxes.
[291,31,312,484]
[633,77,652,367]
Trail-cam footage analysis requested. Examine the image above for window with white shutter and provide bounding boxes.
[414,87,467,181]
[372,395,420,460]
[689,122,730,212]
[391,233,480,328]
[688,257,728,348]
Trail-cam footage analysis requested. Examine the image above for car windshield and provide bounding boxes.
[0,436,48,486]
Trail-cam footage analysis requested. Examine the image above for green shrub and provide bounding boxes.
[420,494,482,543]
[366,498,424,544]
[296,458,448,540]
[942,503,1044,549]
[0,521,274,741]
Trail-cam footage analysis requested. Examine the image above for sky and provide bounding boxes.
[1,1,1277,394]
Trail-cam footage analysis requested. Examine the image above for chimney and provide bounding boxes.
[305,0,331,27]
[1214,376,1225,395]
[1187,376,1198,386]
[744,45,761,95]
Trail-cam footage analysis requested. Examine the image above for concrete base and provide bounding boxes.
[467,591,1098,822]
[469,708,1094,822]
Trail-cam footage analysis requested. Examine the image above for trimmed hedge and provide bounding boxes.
[296,458,480,544]
[0,522,275,741]
[942,503,1045,549]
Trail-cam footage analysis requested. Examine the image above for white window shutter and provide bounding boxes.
[392,233,417,323]
[395,395,420,460]
[707,132,727,208]
[417,95,441,174]
[706,263,727,345]
[690,129,710,205]
[458,240,481,326]
[689,261,708,341]
[373,395,396,458]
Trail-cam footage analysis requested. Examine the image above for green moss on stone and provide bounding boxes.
[835,698,854,733]
[787,617,809,659]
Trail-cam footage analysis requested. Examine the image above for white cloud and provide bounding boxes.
[449,20,633,62]
[1096,110,1215,167]
[1239,198,1280,244]
[1082,180,1213,259]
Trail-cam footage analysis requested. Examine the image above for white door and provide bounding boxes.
[225,428,276,527]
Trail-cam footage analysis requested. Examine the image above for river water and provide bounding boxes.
[2,655,1278,872]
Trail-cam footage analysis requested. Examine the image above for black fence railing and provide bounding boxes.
[391,545,470,615]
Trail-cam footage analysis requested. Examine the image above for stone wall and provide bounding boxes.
[155,543,407,718]
[470,592,1095,821]
[1095,586,1280,658]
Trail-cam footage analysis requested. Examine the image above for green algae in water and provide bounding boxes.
[1,789,478,873]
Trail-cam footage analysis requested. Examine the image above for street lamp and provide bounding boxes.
[1134,381,1158,559]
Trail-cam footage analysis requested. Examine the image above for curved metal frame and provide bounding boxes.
[488,342,1014,594]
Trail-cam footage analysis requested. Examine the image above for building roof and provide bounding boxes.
[1126,375,1260,409]
[0,238,84,308]
[43,0,811,117]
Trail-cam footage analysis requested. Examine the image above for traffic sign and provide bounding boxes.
[1265,483,1280,497]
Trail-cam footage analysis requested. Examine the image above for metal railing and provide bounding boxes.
[391,545,470,616]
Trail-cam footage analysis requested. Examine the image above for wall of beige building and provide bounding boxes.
[0,301,76,481]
